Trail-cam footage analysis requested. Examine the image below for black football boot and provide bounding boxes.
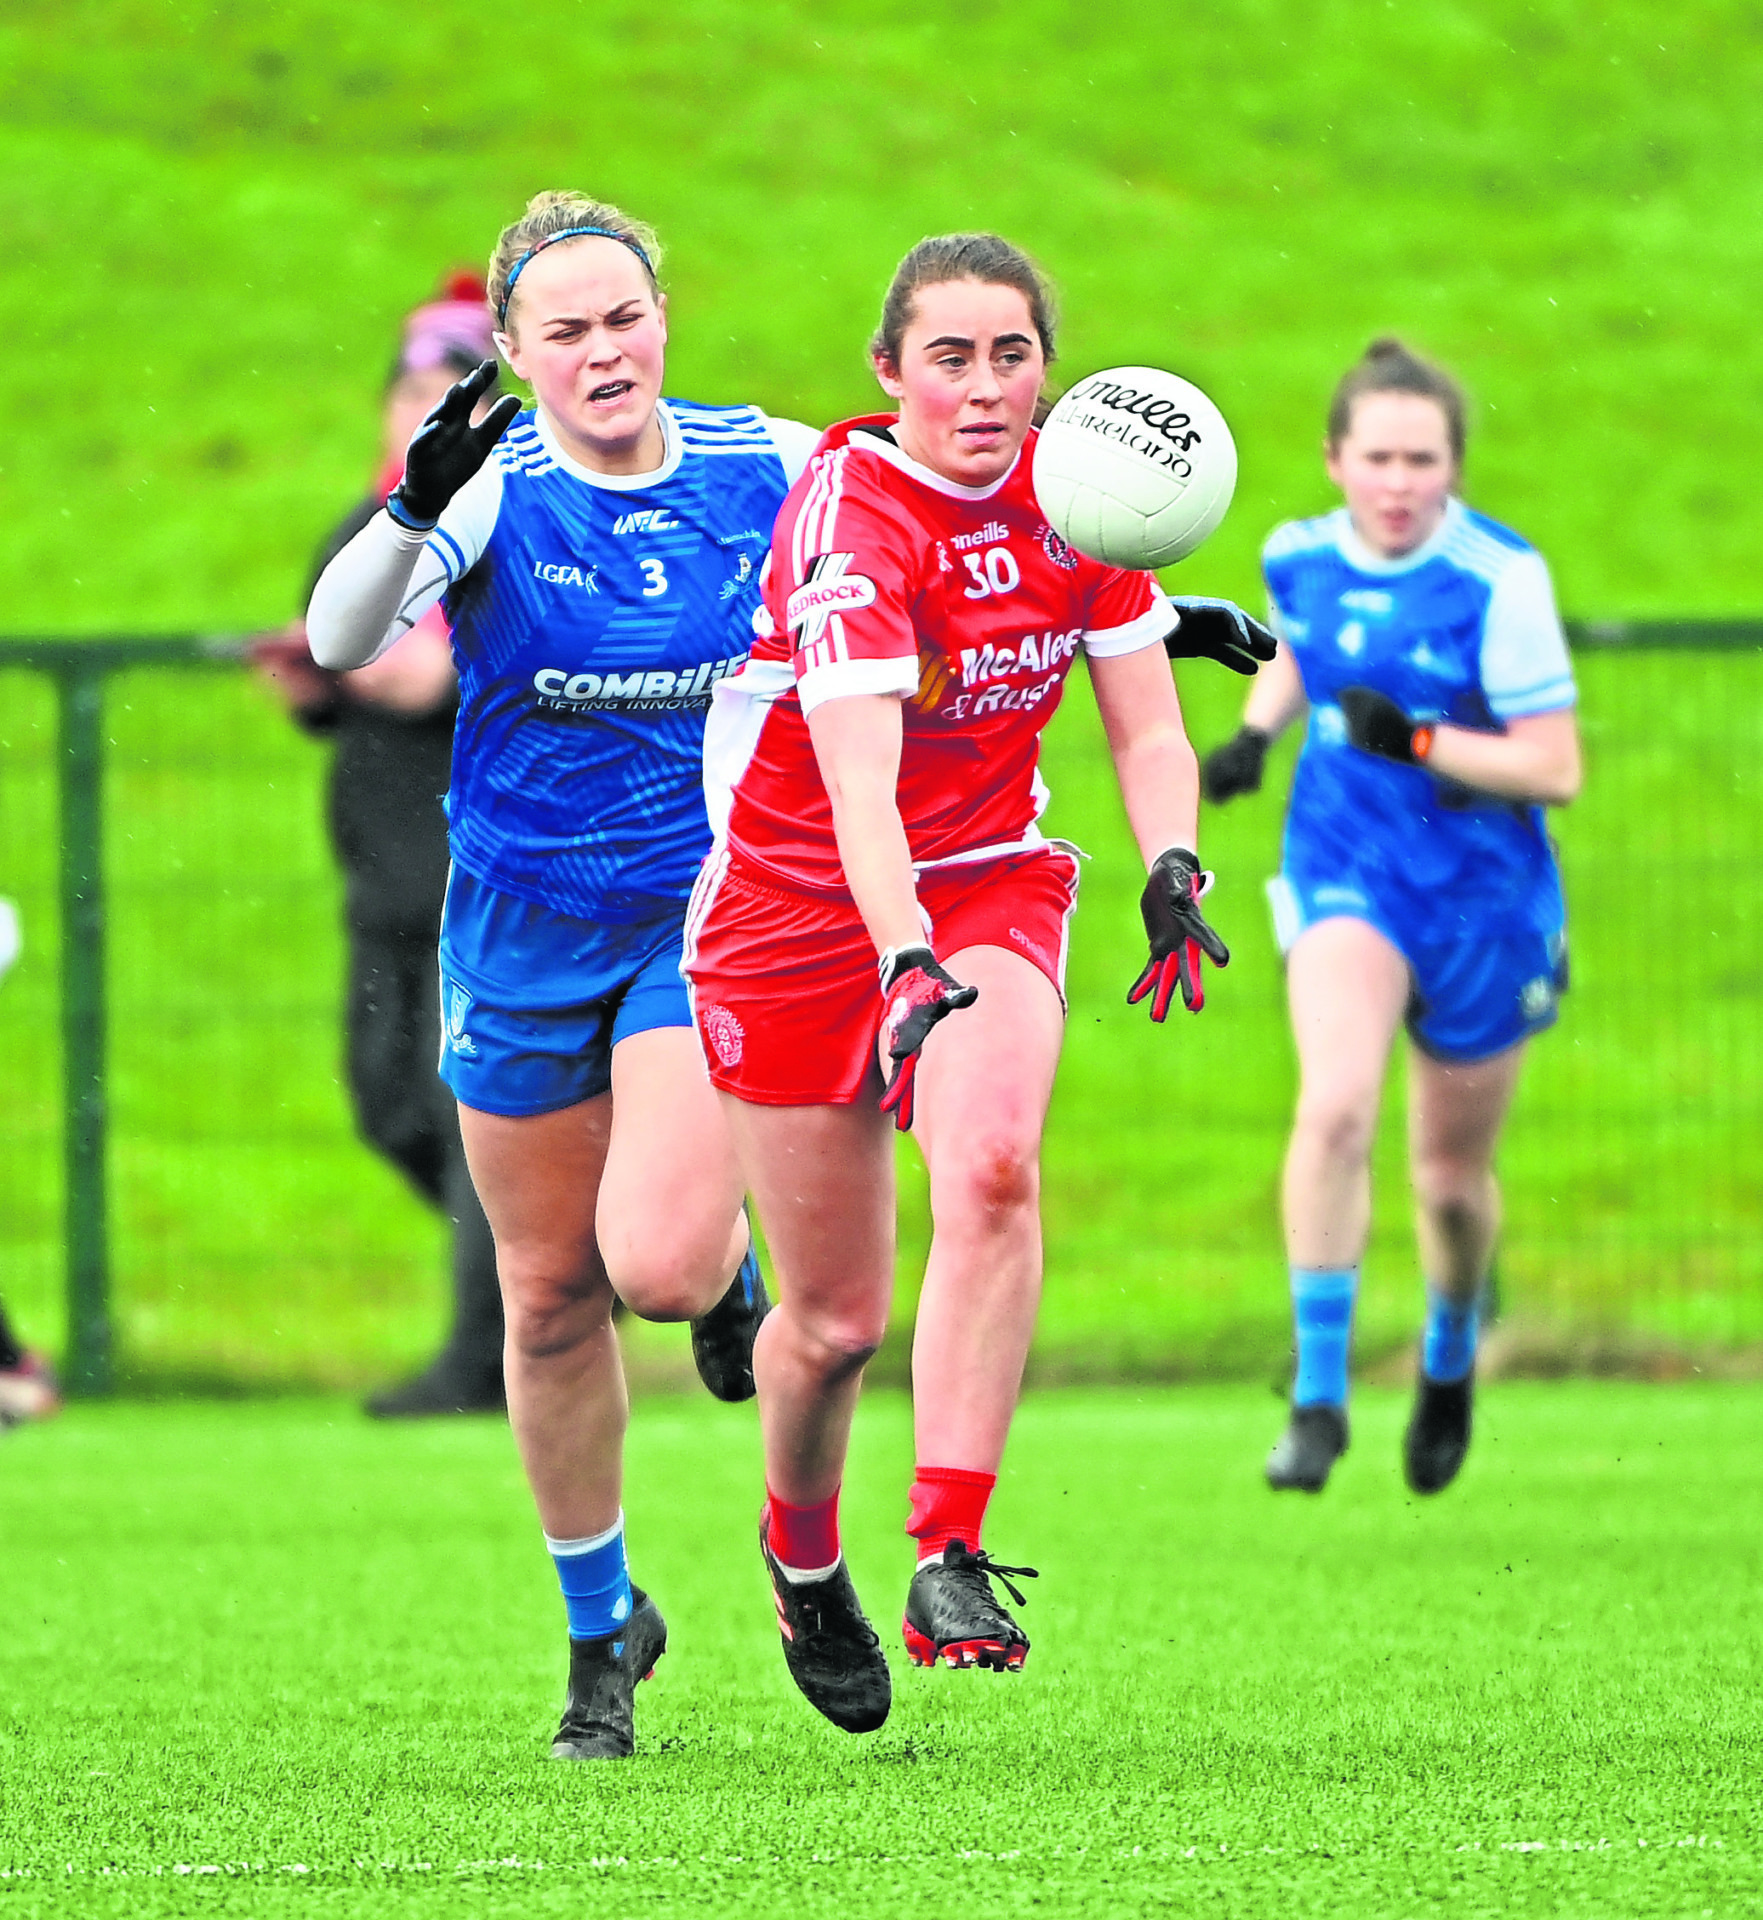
[690,1230,771,1403]
[1404,1369,1474,1495]
[903,1541,1040,1672]
[759,1515,891,1733]
[550,1586,668,1760]
[1265,1403,1350,1492]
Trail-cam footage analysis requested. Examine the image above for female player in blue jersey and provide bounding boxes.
[1200,338,1581,1497]
[307,191,820,1759]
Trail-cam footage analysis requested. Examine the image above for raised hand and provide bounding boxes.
[1127,846,1230,1020]
[386,361,522,532]
[876,945,979,1133]
[1164,598,1279,677]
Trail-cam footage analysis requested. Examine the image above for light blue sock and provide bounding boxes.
[546,1514,633,1643]
[1291,1266,1358,1407]
[1422,1286,1480,1384]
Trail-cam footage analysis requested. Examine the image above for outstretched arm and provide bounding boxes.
[1339,692,1581,805]
[1089,645,1229,1017]
[1088,643,1201,865]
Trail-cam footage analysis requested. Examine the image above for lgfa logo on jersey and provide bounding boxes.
[533,559,600,593]
[787,552,878,644]
[613,509,682,535]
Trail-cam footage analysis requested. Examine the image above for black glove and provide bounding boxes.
[1163,598,1279,677]
[1201,725,1271,804]
[386,361,522,531]
[877,946,979,1132]
[1127,847,1230,1020]
[1339,686,1435,766]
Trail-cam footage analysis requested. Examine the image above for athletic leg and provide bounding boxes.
[909,942,1062,1478]
[1267,918,1409,1490]
[1283,918,1411,1270]
[899,943,1061,1670]
[1407,1040,1526,1308]
[727,1099,897,1508]
[725,1095,897,1733]
[1401,1040,1526,1493]
[457,1098,624,1541]
[595,1027,748,1323]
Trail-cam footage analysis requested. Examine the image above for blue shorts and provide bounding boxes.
[436,866,693,1117]
[1266,867,1568,1064]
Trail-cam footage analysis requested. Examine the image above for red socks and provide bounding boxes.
[907,1465,996,1563]
[765,1486,841,1573]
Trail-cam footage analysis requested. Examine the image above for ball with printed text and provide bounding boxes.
[1033,367,1237,569]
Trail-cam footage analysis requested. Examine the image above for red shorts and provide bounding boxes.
[683,846,1080,1106]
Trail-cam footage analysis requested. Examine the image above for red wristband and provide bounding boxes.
[1411,724,1436,762]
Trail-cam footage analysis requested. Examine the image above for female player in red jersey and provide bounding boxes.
[685,233,1262,1733]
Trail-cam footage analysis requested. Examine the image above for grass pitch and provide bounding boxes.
[3,1383,1758,1916]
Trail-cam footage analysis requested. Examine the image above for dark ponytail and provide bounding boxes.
[1326,336,1467,459]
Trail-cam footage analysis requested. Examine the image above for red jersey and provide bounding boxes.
[704,415,1170,893]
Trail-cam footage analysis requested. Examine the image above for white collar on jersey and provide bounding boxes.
[531,399,685,491]
[1334,494,1465,576]
[850,424,1024,502]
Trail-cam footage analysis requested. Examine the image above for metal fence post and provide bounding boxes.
[57,661,110,1394]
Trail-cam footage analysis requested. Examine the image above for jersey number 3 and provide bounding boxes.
[639,557,669,598]
[961,546,1021,600]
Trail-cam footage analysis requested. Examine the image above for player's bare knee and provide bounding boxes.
[940,1129,1040,1223]
[501,1262,612,1359]
[1295,1090,1378,1168]
[603,1249,706,1324]
[792,1307,886,1380]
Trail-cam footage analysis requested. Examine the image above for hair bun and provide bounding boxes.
[1364,335,1409,361]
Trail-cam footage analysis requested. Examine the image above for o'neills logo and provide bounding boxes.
[786,572,877,631]
[1063,376,1203,453]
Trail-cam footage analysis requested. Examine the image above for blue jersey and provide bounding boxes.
[402,400,816,922]
[1263,499,1576,928]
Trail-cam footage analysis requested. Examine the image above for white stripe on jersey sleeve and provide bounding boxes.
[1081,589,1175,659]
[1479,547,1577,718]
[797,653,920,717]
[756,414,824,486]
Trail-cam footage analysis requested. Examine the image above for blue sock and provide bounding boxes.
[546,1514,633,1642]
[1291,1266,1357,1407]
[1422,1286,1480,1384]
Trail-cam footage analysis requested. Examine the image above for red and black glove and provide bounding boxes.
[1127,846,1230,1020]
[876,946,978,1133]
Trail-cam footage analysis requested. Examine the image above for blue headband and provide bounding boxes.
[497,226,655,325]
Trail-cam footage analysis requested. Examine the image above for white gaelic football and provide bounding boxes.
[1033,367,1237,569]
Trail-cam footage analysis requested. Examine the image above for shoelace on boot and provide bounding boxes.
[943,1542,1041,1609]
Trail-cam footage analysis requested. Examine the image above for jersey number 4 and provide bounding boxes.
[961,546,1021,600]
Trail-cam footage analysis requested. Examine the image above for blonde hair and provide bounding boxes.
[488,191,663,330]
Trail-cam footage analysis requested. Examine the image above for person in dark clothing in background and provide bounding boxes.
[253,274,505,1416]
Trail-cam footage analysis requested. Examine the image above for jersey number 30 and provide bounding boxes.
[961,546,1021,600]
